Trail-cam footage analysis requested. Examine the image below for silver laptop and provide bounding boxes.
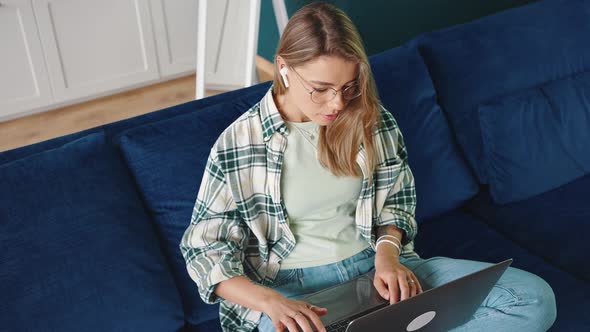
[302,259,513,332]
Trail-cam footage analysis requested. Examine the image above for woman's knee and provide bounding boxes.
[515,270,557,330]
[533,275,557,330]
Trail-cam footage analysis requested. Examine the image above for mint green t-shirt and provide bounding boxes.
[279,120,369,269]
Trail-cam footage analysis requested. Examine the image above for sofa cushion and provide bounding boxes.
[416,0,590,183]
[370,45,478,221]
[115,93,262,326]
[479,71,590,204]
[465,173,590,283]
[415,207,590,331]
[185,319,224,332]
[0,132,184,331]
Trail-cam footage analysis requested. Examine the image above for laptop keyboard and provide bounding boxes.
[326,317,353,332]
[323,302,389,332]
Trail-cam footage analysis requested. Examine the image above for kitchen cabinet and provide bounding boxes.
[0,0,53,119]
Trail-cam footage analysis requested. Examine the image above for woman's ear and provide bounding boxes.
[279,66,290,88]
[275,56,289,87]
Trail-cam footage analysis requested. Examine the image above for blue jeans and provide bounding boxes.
[257,247,556,331]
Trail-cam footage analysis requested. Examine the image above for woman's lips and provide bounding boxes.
[323,114,338,121]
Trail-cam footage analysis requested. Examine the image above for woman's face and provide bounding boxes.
[278,55,359,126]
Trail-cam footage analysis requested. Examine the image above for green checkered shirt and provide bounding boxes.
[180,87,417,331]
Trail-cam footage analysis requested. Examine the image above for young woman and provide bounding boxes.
[181,3,556,332]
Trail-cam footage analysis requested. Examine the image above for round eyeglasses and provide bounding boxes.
[290,66,362,104]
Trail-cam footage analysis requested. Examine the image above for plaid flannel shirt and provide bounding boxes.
[180,87,417,331]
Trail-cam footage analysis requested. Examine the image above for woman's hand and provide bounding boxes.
[261,291,328,332]
[373,252,423,305]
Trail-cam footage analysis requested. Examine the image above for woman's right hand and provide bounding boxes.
[262,291,328,332]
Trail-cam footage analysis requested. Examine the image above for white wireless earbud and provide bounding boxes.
[280,66,290,88]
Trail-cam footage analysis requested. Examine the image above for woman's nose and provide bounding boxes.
[329,91,345,110]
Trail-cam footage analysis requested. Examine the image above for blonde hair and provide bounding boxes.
[273,2,380,179]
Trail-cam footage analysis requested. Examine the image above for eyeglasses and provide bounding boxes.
[289,66,362,104]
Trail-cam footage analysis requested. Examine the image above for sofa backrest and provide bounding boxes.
[415,0,590,189]
[478,71,590,204]
[369,45,478,221]
[0,131,186,331]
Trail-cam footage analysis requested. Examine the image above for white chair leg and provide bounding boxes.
[195,0,207,99]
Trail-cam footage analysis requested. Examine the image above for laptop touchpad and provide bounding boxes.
[303,272,387,325]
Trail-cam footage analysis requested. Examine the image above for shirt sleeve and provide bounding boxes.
[375,108,418,245]
[180,149,250,304]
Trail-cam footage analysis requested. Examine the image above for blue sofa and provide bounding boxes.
[1,0,588,330]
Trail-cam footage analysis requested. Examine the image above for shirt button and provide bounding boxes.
[274,156,279,161]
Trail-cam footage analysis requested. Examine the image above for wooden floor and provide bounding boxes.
[0,75,201,152]
[0,56,275,153]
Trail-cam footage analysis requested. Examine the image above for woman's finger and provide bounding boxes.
[406,271,418,297]
[398,273,411,302]
[283,315,299,332]
[309,304,328,316]
[410,273,422,296]
[408,275,417,297]
[414,274,424,294]
[407,272,423,295]
[304,305,327,332]
[374,276,390,300]
[388,275,400,305]
[292,310,314,332]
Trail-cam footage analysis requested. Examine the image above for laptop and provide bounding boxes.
[302,258,513,332]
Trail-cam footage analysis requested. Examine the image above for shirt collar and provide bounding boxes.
[260,86,289,142]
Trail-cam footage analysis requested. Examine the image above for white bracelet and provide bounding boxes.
[377,234,401,245]
[375,239,401,255]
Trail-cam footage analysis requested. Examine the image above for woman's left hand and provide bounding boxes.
[373,253,423,305]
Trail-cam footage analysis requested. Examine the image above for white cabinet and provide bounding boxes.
[150,0,197,78]
[0,0,53,119]
[151,0,258,93]
[203,0,258,91]
[0,0,255,122]
[32,0,160,104]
